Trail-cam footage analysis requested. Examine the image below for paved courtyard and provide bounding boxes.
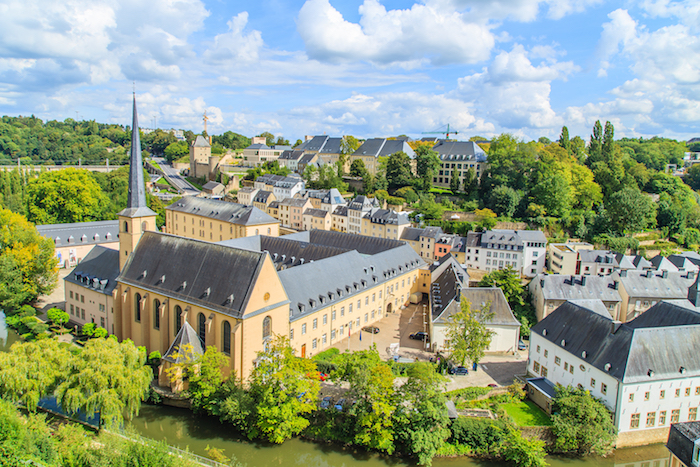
[329,300,528,391]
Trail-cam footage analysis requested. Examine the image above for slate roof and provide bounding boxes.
[64,246,120,296]
[421,227,444,239]
[278,149,304,161]
[531,301,700,383]
[533,274,622,302]
[322,188,346,206]
[253,190,274,204]
[163,322,204,363]
[304,208,329,218]
[280,198,309,208]
[280,244,424,322]
[166,196,278,226]
[332,205,348,216]
[433,285,519,327]
[527,377,557,399]
[482,229,546,248]
[37,220,119,247]
[202,181,223,191]
[432,141,487,163]
[305,229,406,255]
[295,136,343,154]
[400,227,423,242]
[667,422,700,467]
[616,270,695,299]
[364,209,409,225]
[120,95,156,218]
[118,232,274,318]
[298,153,318,165]
[348,195,379,211]
[193,135,211,148]
[352,138,416,159]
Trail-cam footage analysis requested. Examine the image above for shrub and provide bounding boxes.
[313,347,340,361]
[449,417,506,454]
[446,386,491,401]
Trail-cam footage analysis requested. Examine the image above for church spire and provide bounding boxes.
[119,93,156,218]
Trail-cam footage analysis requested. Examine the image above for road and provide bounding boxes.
[152,157,199,196]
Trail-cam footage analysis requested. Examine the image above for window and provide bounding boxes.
[313,318,318,330]
[263,316,272,340]
[357,300,361,309]
[331,329,336,340]
[302,323,307,335]
[660,390,666,399]
[70,291,73,299]
[322,333,327,344]
[601,383,607,395]
[81,295,84,303]
[134,293,142,322]
[332,310,336,320]
[290,329,294,340]
[341,306,345,316]
[70,304,74,314]
[591,378,596,388]
[671,409,680,423]
[153,299,160,330]
[569,365,574,374]
[323,314,327,325]
[223,321,231,355]
[100,317,105,328]
[690,407,698,421]
[676,388,681,397]
[198,313,206,346]
[174,305,182,335]
[372,293,376,302]
[646,412,656,427]
[340,325,344,335]
[536,345,540,353]
[81,309,85,320]
[696,387,700,396]
[644,392,650,401]
[365,297,369,305]
[564,362,569,371]
[555,357,561,366]
[533,361,540,373]
[541,366,548,378]
[686,388,692,397]
[364,313,368,323]
[629,394,635,402]
[630,413,640,429]
[312,338,318,350]
[544,349,548,358]
[659,411,667,425]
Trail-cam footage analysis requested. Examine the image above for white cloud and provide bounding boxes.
[297,0,496,67]
[204,12,264,63]
[427,0,602,22]
[455,44,577,129]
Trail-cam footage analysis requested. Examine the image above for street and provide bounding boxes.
[152,157,199,196]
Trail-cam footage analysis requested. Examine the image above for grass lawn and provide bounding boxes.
[429,187,455,195]
[186,177,204,190]
[501,401,552,426]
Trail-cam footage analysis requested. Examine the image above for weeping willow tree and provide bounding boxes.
[0,337,152,428]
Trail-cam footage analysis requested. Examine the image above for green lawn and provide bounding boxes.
[501,401,552,426]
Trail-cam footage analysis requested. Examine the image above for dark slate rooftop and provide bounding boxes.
[305,229,406,255]
[166,196,279,226]
[667,422,700,467]
[364,208,409,225]
[333,205,348,216]
[322,188,346,205]
[64,246,120,296]
[304,208,329,218]
[278,149,304,161]
[295,135,342,154]
[348,195,379,211]
[280,198,310,208]
[163,321,204,363]
[192,135,211,147]
[534,273,622,302]
[352,138,416,158]
[432,141,487,162]
[280,244,424,322]
[118,232,272,318]
[531,301,700,384]
[616,270,695,299]
[202,181,223,191]
[37,220,119,247]
[400,227,423,242]
[253,190,274,203]
[430,265,461,321]
[527,377,557,399]
[298,153,318,165]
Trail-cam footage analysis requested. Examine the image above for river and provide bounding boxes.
[0,312,671,467]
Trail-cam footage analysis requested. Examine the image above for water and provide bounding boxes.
[0,314,670,467]
[128,404,670,467]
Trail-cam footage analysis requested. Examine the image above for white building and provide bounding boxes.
[347,195,380,235]
[479,229,547,278]
[527,300,700,448]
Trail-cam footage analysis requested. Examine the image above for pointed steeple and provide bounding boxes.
[119,93,156,218]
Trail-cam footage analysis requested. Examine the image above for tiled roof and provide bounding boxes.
[166,197,278,226]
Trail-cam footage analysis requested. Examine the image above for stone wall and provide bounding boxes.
[616,427,671,448]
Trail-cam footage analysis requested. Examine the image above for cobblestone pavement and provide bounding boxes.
[36,268,71,317]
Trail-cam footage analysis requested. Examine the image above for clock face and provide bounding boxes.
[264,292,270,301]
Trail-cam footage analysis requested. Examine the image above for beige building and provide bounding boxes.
[400,226,445,262]
[252,190,276,212]
[547,242,593,275]
[350,138,415,176]
[64,246,119,334]
[237,187,259,205]
[37,220,120,268]
[613,270,697,322]
[189,135,219,179]
[332,206,348,232]
[529,274,622,322]
[242,137,290,167]
[431,141,488,189]
[278,198,312,230]
[360,209,410,240]
[165,196,280,242]
[303,208,331,231]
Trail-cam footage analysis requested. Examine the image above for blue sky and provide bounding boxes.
[0,0,698,142]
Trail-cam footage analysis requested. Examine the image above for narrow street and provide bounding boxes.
[152,157,199,196]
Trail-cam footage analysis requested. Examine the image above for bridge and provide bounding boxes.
[0,163,124,173]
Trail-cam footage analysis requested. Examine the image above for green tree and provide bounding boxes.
[450,171,460,193]
[257,132,275,146]
[385,151,414,192]
[0,209,57,310]
[489,186,521,218]
[165,345,229,414]
[588,120,603,165]
[551,385,616,456]
[26,169,109,224]
[340,135,360,170]
[248,335,320,443]
[393,362,450,465]
[478,266,524,307]
[501,427,548,467]
[275,136,290,146]
[602,121,615,162]
[395,186,419,204]
[559,126,570,152]
[606,187,657,235]
[55,337,152,428]
[474,208,497,230]
[415,145,441,192]
[530,172,572,218]
[333,348,396,453]
[445,298,495,367]
[164,141,189,162]
[46,307,69,329]
[350,159,368,177]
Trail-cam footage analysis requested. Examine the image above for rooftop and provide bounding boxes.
[166,196,279,226]
[64,246,120,296]
[37,220,119,247]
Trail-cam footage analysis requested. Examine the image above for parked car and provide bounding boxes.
[518,339,527,350]
[409,331,429,342]
[334,398,347,411]
[320,396,333,409]
[362,326,380,334]
[449,366,469,375]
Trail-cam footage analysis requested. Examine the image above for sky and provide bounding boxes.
[0,0,698,143]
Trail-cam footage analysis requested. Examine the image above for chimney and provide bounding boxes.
[611,320,622,333]
[613,281,619,290]
[571,274,576,285]
[540,279,545,288]
[581,276,587,286]
[620,269,627,277]
[661,270,668,279]
[305,135,313,141]
[688,272,700,306]
[209,136,212,145]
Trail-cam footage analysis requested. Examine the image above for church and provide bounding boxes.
[69,95,426,382]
